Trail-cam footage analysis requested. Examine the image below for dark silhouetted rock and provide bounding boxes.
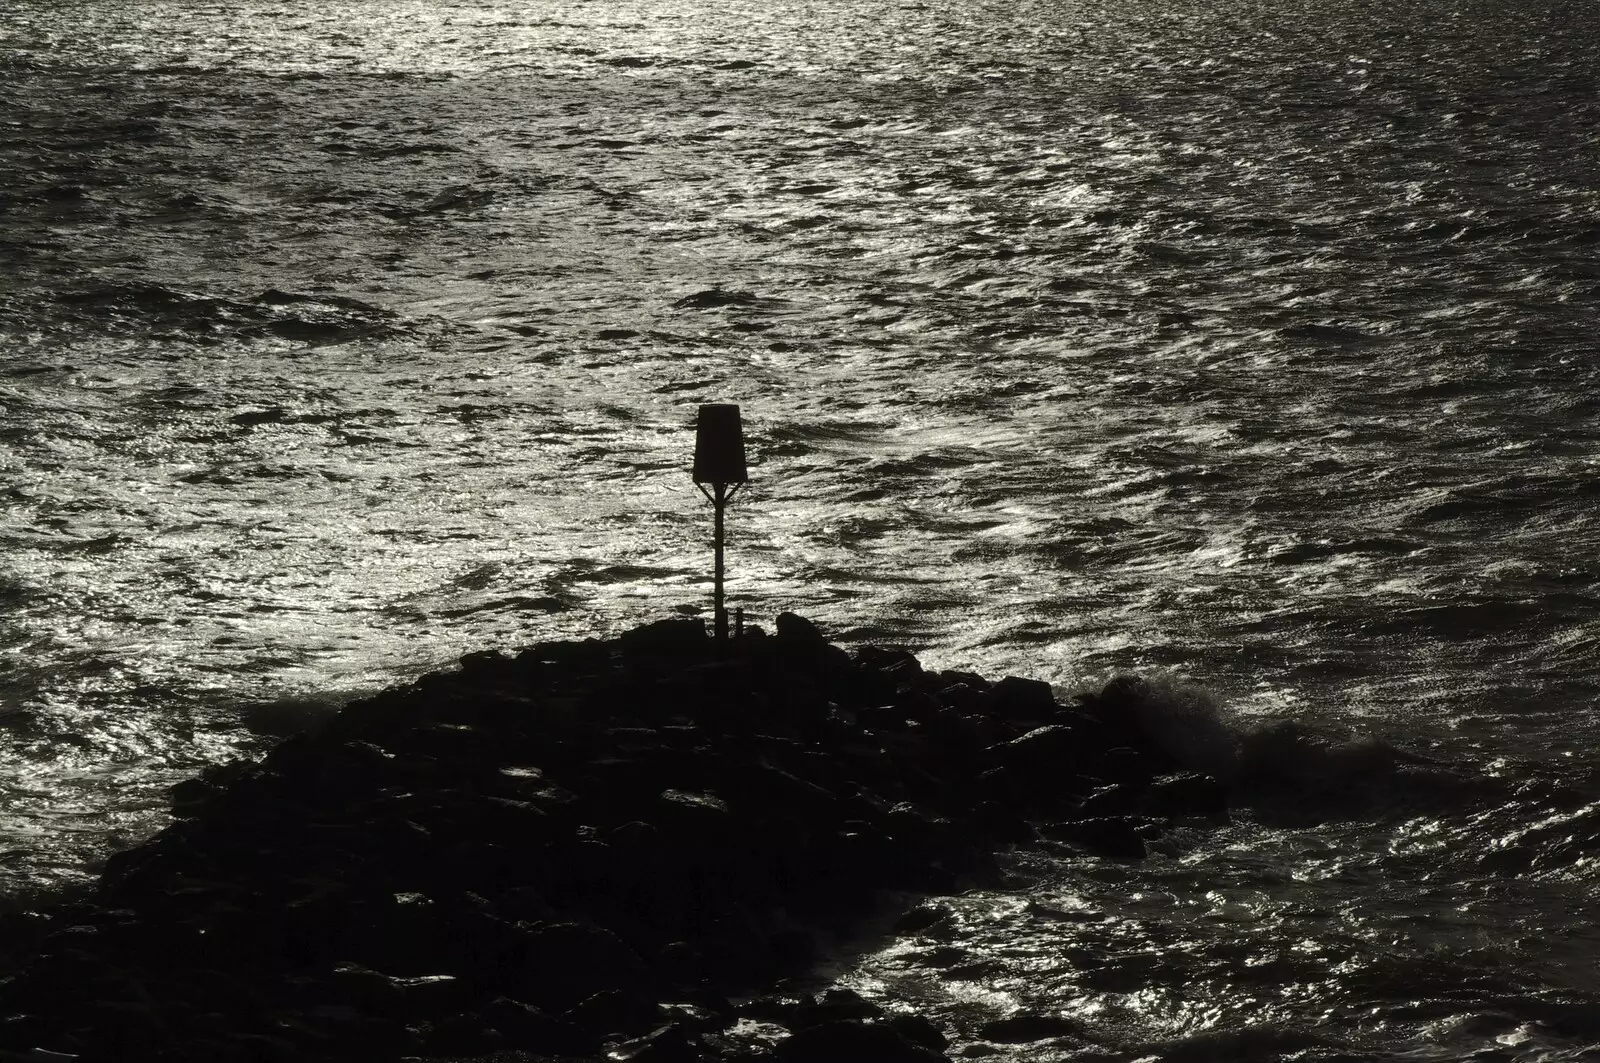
[993,675,1056,722]
[1147,771,1229,818]
[775,1019,951,1063]
[1039,816,1148,860]
[0,612,1241,1063]
[888,1012,950,1052]
[607,1023,703,1062]
[422,1011,504,1056]
[893,902,955,936]
[979,1010,1083,1043]
[795,987,884,1027]
[513,922,652,1011]
[774,611,826,646]
[483,996,595,1055]
[621,617,709,659]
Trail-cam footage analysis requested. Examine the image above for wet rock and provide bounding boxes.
[0,612,1241,1063]
[1147,771,1229,818]
[513,921,652,1011]
[793,987,884,1026]
[422,1011,505,1055]
[888,1012,950,1052]
[621,617,710,659]
[774,611,827,647]
[968,800,1035,845]
[892,902,955,936]
[390,972,473,1016]
[483,996,595,1055]
[855,646,926,692]
[567,987,663,1039]
[774,1019,951,1063]
[992,675,1056,722]
[1078,780,1141,817]
[991,725,1092,811]
[607,1023,703,1062]
[1089,744,1159,786]
[1038,816,1148,860]
[978,1010,1083,1043]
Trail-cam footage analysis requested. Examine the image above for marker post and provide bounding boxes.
[692,404,748,641]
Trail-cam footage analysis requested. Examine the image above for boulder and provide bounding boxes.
[1147,771,1229,819]
[888,1012,950,1051]
[979,1010,1083,1043]
[620,617,709,660]
[992,675,1056,723]
[606,1022,704,1062]
[484,995,595,1054]
[774,1019,951,1063]
[774,611,827,647]
[509,922,652,1011]
[1038,816,1148,860]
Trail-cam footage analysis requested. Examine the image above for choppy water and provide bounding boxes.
[4,0,1600,1057]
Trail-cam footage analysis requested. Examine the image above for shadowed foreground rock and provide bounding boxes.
[0,614,1230,1062]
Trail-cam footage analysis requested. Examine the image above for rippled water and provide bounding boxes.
[4,0,1600,1057]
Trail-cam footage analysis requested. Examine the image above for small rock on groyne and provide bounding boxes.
[0,613,1231,1062]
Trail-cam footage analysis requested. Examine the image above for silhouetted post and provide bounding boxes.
[693,404,747,641]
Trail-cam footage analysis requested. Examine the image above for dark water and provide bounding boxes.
[4,0,1600,1057]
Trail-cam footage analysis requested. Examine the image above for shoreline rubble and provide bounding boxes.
[0,613,1234,1063]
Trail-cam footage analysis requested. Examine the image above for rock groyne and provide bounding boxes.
[0,614,1231,1062]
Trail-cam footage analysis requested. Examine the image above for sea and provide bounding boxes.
[3,0,1600,1057]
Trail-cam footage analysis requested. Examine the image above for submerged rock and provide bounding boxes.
[0,613,1238,1062]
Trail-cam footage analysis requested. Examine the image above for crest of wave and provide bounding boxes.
[1085,672,1447,801]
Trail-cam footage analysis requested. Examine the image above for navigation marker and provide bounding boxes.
[693,404,748,641]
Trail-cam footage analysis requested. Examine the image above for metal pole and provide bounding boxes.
[713,481,727,641]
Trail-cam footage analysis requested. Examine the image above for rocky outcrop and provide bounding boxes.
[0,614,1232,1062]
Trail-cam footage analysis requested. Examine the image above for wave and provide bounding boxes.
[1086,672,1474,819]
[25,284,413,345]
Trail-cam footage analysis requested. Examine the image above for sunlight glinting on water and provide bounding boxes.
[5,0,1600,1056]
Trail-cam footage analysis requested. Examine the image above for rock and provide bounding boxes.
[795,987,884,1026]
[620,617,709,659]
[0,611,1243,1063]
[655,998,736,1033]
[738,993,814,1028]
[392,973,474,1016]
[566,987,663,1039]
[1038,816,1148,860]
[774,1019,951,1063]
[421,1011,504,1055]
[511,922,651,1011]
[888,1012,950,1051]
[1147,771,1229,818]
[607,1023,703,1062]
[458,648,519,682]
[483,996,595,1055]
[774,611,827,647]
[991,725,1091,811]
[992,675,1056,722]
[968,800,1035,845]
[517,637,611,670]
[1078,781,1140,817]
[324,962,406,1016]
[978,1010,1083,1043]
[893,903,954,936]
[855,646,925,692]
